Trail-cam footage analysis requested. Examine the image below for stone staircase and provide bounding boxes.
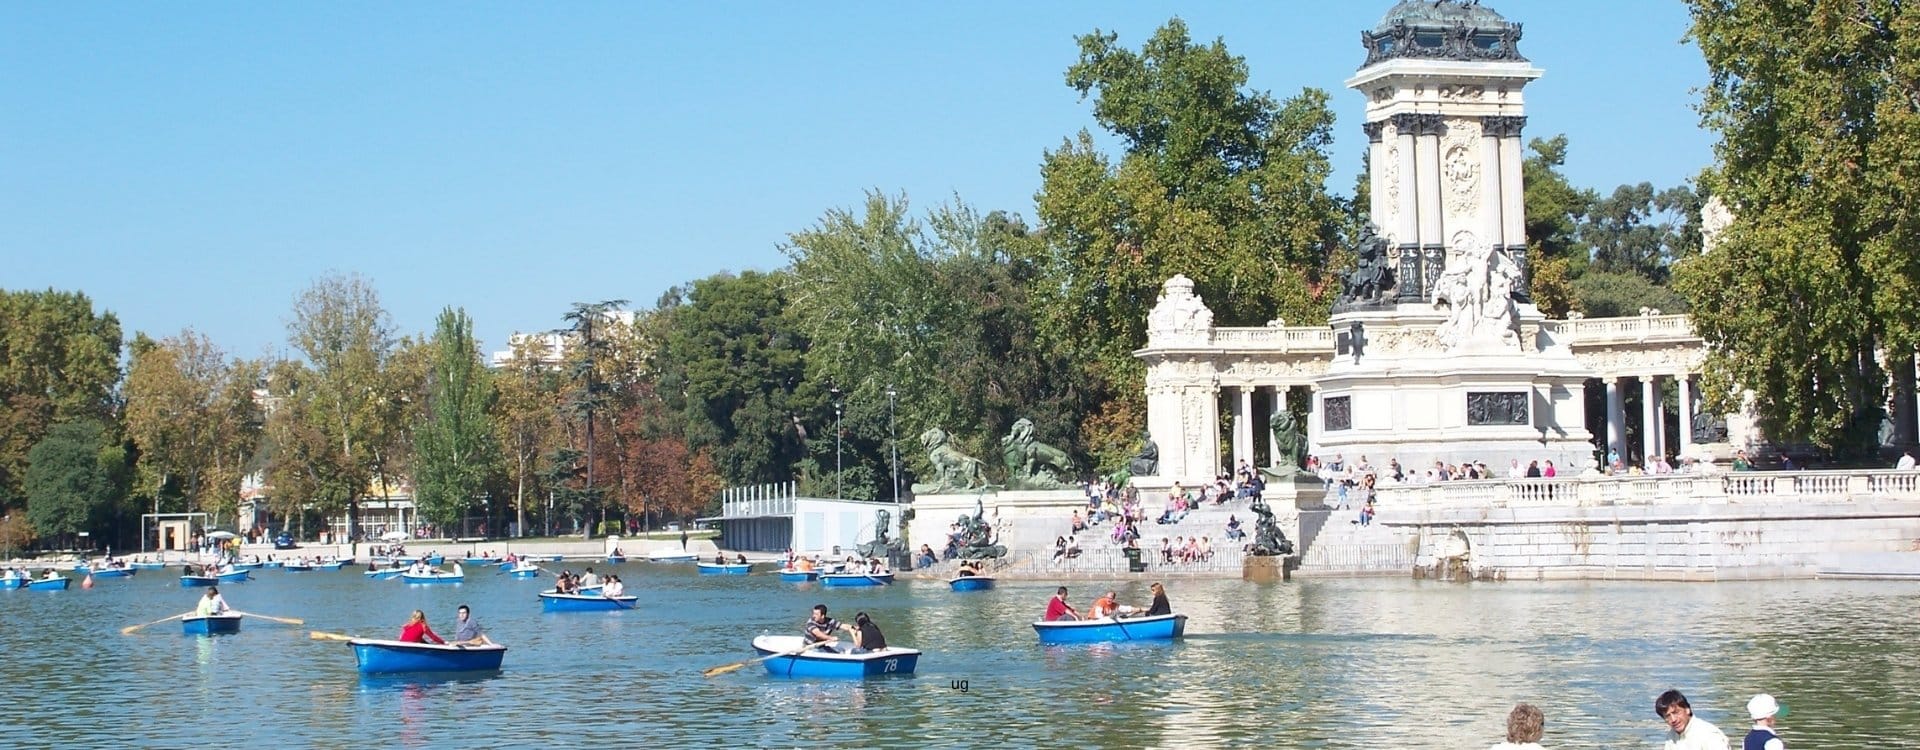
[1296,508,1416,575]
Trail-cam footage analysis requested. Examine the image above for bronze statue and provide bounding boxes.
[1127,430,1159,477]
[1271,408,1307,476]
[999,418,1075,490]
[855,509,903,560]
[912,427,989,493]
[1247,497,1295,557]
[954,496,1006,560]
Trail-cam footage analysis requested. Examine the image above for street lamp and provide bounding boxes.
[887,385,899,503]
[830,387,844,499]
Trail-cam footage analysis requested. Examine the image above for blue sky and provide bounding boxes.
[1,1,1709,358]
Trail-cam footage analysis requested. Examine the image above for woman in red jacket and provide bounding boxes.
[399,609,445,644]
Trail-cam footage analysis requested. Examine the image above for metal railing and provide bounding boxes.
[1374,470,1920,511]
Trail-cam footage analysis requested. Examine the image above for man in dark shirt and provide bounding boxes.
[849,612,887,653]
[803,604,842,647]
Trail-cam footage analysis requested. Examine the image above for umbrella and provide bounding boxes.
[379,531,409,542]
[206,531,238,540]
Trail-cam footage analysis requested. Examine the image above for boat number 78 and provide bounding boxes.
[882,659,897,672]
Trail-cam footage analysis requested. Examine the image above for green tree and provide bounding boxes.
[412,308,498,532]
[653,272,812,486]
[1033,19,1345,372]
[1572,271,1691,319]
[123,330,263,525]
[1521,136,1596,317]
[1676,0,1920,456]
[1581,182,1700,284]
[282,274,398,544]
[23,420,131,547]
[491,335,562,537]
[0,290,122,509]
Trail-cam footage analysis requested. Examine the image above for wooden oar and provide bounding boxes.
[236,611,304,626]
[308,630,358,642]
[703,640,837,677]
[121,612,188,635]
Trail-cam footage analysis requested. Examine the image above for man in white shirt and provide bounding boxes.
[1657,689,1730,750]
[1507,459,1525,478]
[1898,451,1915,470]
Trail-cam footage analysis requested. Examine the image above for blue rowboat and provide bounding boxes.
[948,576,996,592]
[544,554,563,563]
[282,563,313,572]
[349,638,507,674]
[1032,613,1188,644]
[462,557,494,566]
[132,561,167,571]
[364,568,406,580]
[606,555,626,564]
[538,592,636,612]
[696,563,751,575]
[401,566,465,584]
[28,576,71,591]
[315,560,347,571]
[778,569,818,582]
[646,550,697,563]
[261,560,284,569]
[231,563,262,572]
[496,560,517,571]
[182,613,242,636]
[424,554,445,566]
[180,575,217,587]
[88,567,135,579]
[215,570,252,583]
[2,576,29,590]
[819,572,893,587]
[505,566,541,579]
[70,563,90,572]
[750,635,920,679]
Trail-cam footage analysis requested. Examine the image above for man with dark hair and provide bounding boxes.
[452,604,492,646]
[1657,689,1730,749]
[803,604,841,646]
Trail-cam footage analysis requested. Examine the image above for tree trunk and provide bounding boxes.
[1892,353,1917,450]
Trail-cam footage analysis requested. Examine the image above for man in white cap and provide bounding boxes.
[1744,694,1785,750]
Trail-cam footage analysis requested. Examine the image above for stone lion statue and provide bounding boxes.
[914,427,988,493]
[1000,417,1075,490]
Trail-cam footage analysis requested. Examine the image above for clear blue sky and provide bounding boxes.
[1,1,1710,359]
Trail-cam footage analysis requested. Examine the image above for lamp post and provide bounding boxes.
[887,385,899,503]
[830,387,844,499]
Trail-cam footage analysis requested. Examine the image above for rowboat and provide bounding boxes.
[231,562,262,572]
[86,567,136,579]
[646,550,697,563]
[180,575,217,587]
[750,635,920,678]
[215,570,252,583]
[778,569,818,582]
[182,613,243,635]
[606,555,627,564]
[544,554,563,563]
[696,562,751,575]
[261,560,284,569]
[1032,613,1187,644]
[461,557,495,566]
[819,572,894,587]
[282,563,313,572]
[315,559,348,571]
[364,568,407,580]
[537,592,636,612]
[947,576,996,592]
[131,561,168,571]
[401,565,465,584]
[505,565,542,579]
[424,554,445,566]
[348,638,507,674]
[1,576,29,590]
[28,576,70,591]
[496,560,518,571]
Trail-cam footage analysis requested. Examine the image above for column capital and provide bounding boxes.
[1362,121,1387,143]
[1483,115,1528,138]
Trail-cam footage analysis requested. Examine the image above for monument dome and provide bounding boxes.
[1362,0,1526,67]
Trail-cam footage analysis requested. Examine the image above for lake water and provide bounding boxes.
[1,564,1915,748]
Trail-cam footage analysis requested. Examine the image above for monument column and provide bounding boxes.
[1392,114,1423,300]
[1414,113,1445,280]
[1268,385,1289,467]
[1233,386,1255,473]
[1641,376,1659,463]
[1676,373,1694,457]
[1606,377,1626,462]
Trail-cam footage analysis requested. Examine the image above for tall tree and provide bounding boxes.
[653,272,812,486]
[1521,135,1596,318]
[123,330,263,526]
[558,300,627,535]
[0,290,122,509]
[23,420,131,547]
[491,335,562,537]
[412,308,498,532]
[1581,182,1701,284]
[1033,19,1345,369]
[1676,0,1920,456]
[283,274,397,544]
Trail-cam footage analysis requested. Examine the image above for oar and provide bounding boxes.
[121,612,188,635]
[236,611,304,626]
[703,640,837,677]
[603,592,633,609]
[308,630,358,642]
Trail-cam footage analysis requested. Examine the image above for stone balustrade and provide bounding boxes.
[1374,470,1920,510]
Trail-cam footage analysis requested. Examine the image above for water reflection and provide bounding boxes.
[5,568,1918,746]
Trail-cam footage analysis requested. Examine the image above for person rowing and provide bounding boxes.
[1089,590,1131,620]
[196,586,231,617]
[803,604,842,651]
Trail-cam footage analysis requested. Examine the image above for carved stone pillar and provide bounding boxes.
[1676,374,1694,456]
[1605,377,1626,462]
